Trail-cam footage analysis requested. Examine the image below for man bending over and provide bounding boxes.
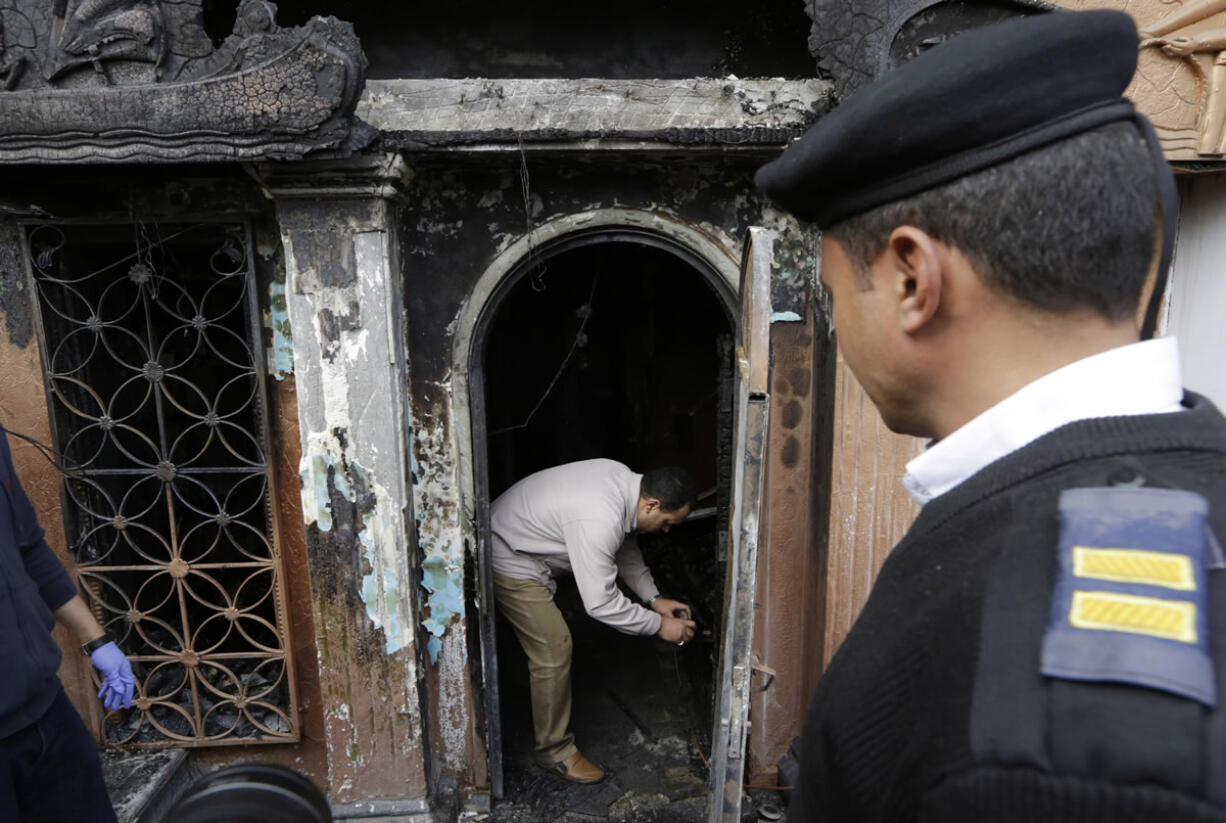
[491,459,697,783]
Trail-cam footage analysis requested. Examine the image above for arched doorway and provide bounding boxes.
[467,224,736,812]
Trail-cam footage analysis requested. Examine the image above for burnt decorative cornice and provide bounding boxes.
[0,0,369,164]
[355,78,833,153]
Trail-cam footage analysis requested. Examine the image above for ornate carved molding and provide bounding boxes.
[805,0,1226,162]
[1055,0,1226,161]
[0,0,369,164]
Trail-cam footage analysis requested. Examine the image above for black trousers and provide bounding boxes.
[0,688,117,823]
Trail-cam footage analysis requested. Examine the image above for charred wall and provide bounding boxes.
[401,153,811,385]
[205,0,814,79]
[0,145,830,807]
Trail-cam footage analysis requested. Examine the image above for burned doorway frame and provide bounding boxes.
[450,208,741,799]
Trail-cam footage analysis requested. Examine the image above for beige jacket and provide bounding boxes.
[490,459,662,635]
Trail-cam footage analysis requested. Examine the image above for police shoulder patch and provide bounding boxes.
[1041,486,1216,707]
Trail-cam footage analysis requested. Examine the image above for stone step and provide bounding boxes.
[101,748,200,823]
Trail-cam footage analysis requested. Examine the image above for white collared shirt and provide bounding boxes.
[489,458,662,635]
[903,337,1185,505]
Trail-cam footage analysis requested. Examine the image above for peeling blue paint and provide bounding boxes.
[359,524,407,654]
[304,447,412,654]
[420,552,464,664]
[770,310,802,323]
[361,556,379,601]
[301,450,357,533]
[266,280,294,380]
[305,453,337,532]
[382,570,403,654]
[332,467,352,501]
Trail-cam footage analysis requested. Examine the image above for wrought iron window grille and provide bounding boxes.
[22,221,298,747]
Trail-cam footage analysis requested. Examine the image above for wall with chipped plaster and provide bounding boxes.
[273,193,428,802]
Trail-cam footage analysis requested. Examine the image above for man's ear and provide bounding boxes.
[643,497,661,513]
[885,226,943,334]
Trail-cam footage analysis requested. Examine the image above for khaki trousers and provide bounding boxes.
[493,573,578,764]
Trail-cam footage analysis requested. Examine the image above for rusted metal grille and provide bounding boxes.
[23,222,298,747]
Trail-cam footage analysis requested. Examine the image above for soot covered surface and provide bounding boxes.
[482,242,730,500]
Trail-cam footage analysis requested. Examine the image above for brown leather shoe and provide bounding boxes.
[542,751,605,784]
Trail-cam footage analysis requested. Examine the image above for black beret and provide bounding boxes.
[755,10,1142,228]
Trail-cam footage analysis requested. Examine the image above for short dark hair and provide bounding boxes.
[826,121,1157,322]
[640,467,698,512]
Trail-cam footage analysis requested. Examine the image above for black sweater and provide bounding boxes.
[0,434,79,738]
[792,394,1226,823]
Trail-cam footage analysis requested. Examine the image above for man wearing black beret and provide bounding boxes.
[757,9,1226,823]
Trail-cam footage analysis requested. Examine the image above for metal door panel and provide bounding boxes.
[708,227,773,822]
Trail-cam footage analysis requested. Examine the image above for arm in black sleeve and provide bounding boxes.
[1,436,78,611]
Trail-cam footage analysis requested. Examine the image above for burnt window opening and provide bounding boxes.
[22,222,297,748]
[220,0,814,79]
[478,238,733,811]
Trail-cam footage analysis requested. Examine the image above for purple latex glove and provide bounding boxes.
[89,641,134,712]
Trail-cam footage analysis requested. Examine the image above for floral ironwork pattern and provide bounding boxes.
[24,222,297,747]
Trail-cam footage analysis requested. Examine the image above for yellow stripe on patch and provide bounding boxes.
[1073,546,1196,591]
[1070,590,1197,644]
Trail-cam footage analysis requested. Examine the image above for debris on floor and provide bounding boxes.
[488,519,760,823]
